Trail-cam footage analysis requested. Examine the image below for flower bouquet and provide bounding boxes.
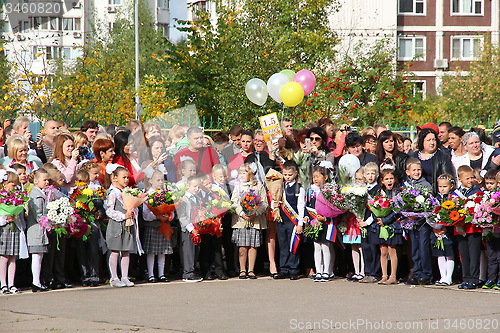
[0,188,29,231]
[240,189,262,227]
[190,208,222,245]
[71,186,97,224]
[433,197,467,227]
[342,185,368,218]
[303,215,323,240]
[265,169,283,222]
[146,189,177,216]
[207,189,234,217]
[368,196,393,218]
[488,191,500,215]
[316,183,348,218]
[472,192,498,228]
[393,186,438,230]
[122,187,147,228]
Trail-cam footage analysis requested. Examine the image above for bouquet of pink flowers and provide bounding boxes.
[0,188,28,231]
[367,196,393,218]
[471,192,498,227]
[316,183,348,218]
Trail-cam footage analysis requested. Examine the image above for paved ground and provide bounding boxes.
[1,277,499,333]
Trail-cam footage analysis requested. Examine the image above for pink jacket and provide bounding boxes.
[51,158,78,192]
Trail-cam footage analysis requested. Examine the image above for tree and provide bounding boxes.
[440,41,500,124]
[164,0,339,128]
[298,40,419,127]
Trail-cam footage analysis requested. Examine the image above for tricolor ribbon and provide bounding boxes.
[281,193,301,254]
[326,220,337,242]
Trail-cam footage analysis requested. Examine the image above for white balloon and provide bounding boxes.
[338,154,361,179]
[245,78,268,106]
[267,73,290,103]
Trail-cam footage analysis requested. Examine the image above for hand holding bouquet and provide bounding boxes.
[0,188,28,231]
[122,188,147,228]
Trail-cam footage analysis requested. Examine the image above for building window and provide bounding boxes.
[452,0,482,15]
[399,0,425,14]
[412,81,426,99]
[62,18,74,31]
[398,37,425,61]
[451,36,482,60]
[157,0,168,9]
[109,0,121,4]
[63,47,82,59]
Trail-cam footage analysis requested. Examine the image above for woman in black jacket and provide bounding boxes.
[375,130,408,184]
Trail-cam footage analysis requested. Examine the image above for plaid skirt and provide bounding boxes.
[231,228,262,248]
[0,225,20,256]
[142,226,173,255]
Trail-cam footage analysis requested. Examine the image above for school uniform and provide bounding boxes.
[105,186,139,252]
[177,192,201,279]
[277,180,305,277]
[361,183,381,279]
[378,189,403,246]
[142,204,174,255]
[431,193,456,258]
[455,185,482,286]
[0,213,28,259]
[26,187,49,254]
[213,182,236,275]
[485,227,500,284]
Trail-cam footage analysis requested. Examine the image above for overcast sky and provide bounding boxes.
[169,0,187,43]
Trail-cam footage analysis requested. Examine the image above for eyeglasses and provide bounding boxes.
[254,140,265,144]
[309,137,322,142]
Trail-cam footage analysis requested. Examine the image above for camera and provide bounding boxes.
[78,146,90,156]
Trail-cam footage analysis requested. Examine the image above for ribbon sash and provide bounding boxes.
[281,192,301,254]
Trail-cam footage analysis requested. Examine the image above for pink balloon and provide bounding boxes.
[293,70,316,95]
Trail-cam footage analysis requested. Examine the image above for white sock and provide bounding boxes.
[109,251,119,280]
[445,257,454,283]
[437,256,447,282]
[322,243,332,275]
[351,245,361,275]
[157,254,166,277]
[7,257,16,287]
[313,242,324,274]
[147,254,155,278]
[120,252,130,279]
[0,256,8,287]
[31,253,44,287]
[359,246,365,276]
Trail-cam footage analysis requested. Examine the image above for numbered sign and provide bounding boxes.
[259,113,283,142]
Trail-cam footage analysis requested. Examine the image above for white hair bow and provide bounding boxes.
[0,170,8,182]
[249,162,258,174]
[319,161,334,170]
[105,163,121,175]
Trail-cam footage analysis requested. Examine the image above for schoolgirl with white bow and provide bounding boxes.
[105,163,141,288]
[0,169,29,294]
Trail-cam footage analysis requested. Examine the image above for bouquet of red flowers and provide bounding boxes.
[367,196,393,218]
[190,208,223,245]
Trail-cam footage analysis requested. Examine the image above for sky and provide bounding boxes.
[169,0,188,43]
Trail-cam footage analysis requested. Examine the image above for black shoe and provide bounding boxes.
[90,281,100,287]
[50,282,63,290]
[405,277,419,285]
[290,274,300,280]
[419,278,432,285]
[82,280,91,287]
[247,271,257,280]
[464,282,477,289]
[32,284,49,292]
[63,283,74,289]
[238,271,248,279]
[458,282,468,289]
[273,272,289,280]
[148,276,157,283]
[216,274,228,280]
[205,274,215,281]
[158,276,169,283]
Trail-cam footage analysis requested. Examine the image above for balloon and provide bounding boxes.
[280,82,304,107]
[267,73,289,103]
[245,78,268,106]
[293,69,316,95]
[338,154,361,179]
[280,69,295,81]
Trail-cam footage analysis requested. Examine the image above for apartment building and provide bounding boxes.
[0,0,170,76]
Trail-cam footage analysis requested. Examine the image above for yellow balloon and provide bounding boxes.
[280,82,304,107]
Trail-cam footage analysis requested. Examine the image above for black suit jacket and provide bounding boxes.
[245,151,279,176]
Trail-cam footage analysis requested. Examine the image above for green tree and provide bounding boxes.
[441,41,500,124]
[165,0,339,128]
[299,40,419,127]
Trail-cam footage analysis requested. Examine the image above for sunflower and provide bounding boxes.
[449,210,460,221]
[442,200,456,210]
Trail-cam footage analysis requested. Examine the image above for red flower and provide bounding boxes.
[468,207,475,215]
[474,197,482,204]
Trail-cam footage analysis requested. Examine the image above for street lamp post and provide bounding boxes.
[135,0,142,120]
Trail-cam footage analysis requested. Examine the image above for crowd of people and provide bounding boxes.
[0,116,499,294]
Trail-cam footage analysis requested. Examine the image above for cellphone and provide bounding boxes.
[305,138,311,150]
[28,122,41,141]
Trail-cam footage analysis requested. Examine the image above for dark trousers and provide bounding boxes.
[221,214,236,273]
[361,242,380,278]
[408,223,433,280]
[199,234,224,277]
[457,233,482,284]
[276,221,300,275]
[485,237,500,282]
[42,233,67,284]
[74,224,100,282]
[181,230,196,278]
